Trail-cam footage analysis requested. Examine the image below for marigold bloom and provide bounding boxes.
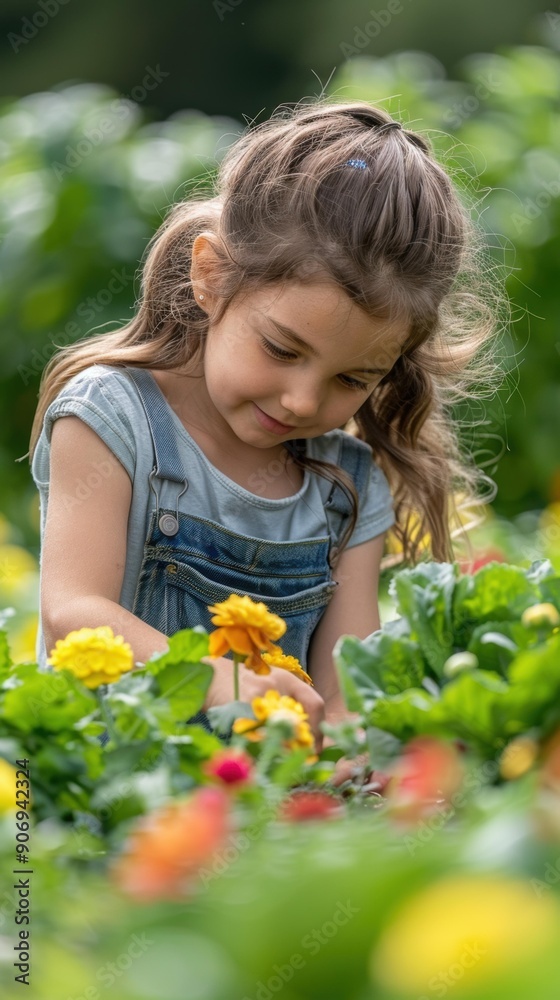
[279,790,343,822]
[233,689,315,751]
[372,876,558,993]
[48,626,135,689]
[203,749,254,786]
[0,758,17,813]
[261,650,313,686]
[500,736,539,780]
[111,787,231,901]
[207,594,287,674]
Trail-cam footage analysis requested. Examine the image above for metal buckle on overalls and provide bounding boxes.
[149,468,188,537]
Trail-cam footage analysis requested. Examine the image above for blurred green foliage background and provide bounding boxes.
[1,0,559,551]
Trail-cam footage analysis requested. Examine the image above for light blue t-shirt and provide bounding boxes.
[31,364,395,667]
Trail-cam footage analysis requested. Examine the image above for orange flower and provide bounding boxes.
[207,594,286,674]
[262,650,314,686]
[233,689,315,752]
[111,787,231,901]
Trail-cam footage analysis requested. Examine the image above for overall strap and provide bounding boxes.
[124,366,188,536]
[317,432,374,569]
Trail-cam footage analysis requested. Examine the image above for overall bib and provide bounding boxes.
[99,366,372,743]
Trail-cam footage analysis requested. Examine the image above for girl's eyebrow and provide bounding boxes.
[266,317,391,376]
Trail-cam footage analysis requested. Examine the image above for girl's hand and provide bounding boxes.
[202,655,326,751]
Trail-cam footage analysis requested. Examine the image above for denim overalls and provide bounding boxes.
[99,365,372,743]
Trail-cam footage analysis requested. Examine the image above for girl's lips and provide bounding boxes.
[253,403,295,434]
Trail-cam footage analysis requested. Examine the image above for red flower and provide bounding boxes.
[458,548,506,575]
[111,787,231,901]
[386,737,464,822]
[279,791,343,823]
[203,749,254,786]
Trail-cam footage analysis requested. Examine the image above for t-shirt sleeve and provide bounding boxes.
[345,456,395,548]
[31,367,138,488]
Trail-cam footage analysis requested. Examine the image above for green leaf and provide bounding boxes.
[1,664,96,734]
[504,633,560,736]
[367,688,435,741]
[0,628,12,683]
[366,727,402,769]
[270,747,311,788]
[154,660,214,722]
[391,562,458,675]
[144,627,210,675]
[453,563,539,632]
[334,632,425,706]
[467,620,532,675]
[432,670,509,753]
[526,559,556,584]
[207,699,253,737]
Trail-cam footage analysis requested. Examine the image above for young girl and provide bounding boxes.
[28,99,503,749]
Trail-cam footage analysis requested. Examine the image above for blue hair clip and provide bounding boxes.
[344,158,368,169]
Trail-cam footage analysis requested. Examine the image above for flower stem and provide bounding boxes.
[96,687,122,747]
[233,653,240,702]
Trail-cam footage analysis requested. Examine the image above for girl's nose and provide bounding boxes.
[279,378,323,421]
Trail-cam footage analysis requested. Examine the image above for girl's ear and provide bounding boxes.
[190,232,223,305]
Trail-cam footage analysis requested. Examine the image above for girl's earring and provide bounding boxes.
[198,294,205,301]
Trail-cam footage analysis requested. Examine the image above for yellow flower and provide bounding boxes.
[500,736,539,780]
[0,544,38,598]
[233,689,315,751]
[207,594,287,674]
[0,758,17,813]
[371,875,557,994]
[262,650,314,686]
[48,626,135,690]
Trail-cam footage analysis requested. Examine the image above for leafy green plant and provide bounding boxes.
[335,559,560,757]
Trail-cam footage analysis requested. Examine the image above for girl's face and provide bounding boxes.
[199,279,409,450]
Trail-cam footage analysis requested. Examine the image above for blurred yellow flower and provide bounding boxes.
[0,544,38,598]
[0,758,17,813]
[8,615,38,664]
[48,626,135,689]
[207,594,286,674]
[500,736,539,780]
[233,689,315,751]
[372,875,557,993]
[262,650,313,686]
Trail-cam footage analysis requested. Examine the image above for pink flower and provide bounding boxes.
[203,749,254,786]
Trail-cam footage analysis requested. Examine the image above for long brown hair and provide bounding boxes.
[28,98,507,563]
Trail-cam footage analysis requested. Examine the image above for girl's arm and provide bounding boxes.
[306,532,386,729]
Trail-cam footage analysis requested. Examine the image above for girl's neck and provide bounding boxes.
[145,368,303,499]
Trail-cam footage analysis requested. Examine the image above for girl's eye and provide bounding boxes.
[338,375,370,391]
[259,335,371,392]
[259,336,297,361]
